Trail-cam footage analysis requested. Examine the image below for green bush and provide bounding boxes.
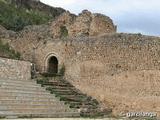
[60,26,68,38]
[0,40,21,59]
[59,64,65,76]
[0,0,52,31]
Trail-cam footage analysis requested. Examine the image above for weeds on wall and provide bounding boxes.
[0,40,21,59]
[60,26,68,38]
[59,64,65,76]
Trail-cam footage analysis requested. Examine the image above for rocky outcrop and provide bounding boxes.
[10,0,65,17]
[89,13,117,36]
[51,10,117,38]
[68,10,92,37]
[0,25,15,39]
[51,11,76,38]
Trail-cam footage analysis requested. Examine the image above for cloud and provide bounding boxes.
[40,0,160,36]
[40,0,77,6]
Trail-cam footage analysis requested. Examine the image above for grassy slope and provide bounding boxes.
[0,40,21,59]
[0,0,65,59]
[0,0,52,31]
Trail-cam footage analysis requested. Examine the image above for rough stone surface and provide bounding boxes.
[51,10,116,38]
[51,11,76,38]
[68,10,92,37]
[0,57,31,80]
[89,13,117,36]
[33,33,160,117]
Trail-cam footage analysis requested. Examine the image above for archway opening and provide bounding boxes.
[47,56,58,74]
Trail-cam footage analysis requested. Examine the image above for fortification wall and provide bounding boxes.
[34,33,160,82]
[1,16,160,116]
[0,57,31,80]
[34,33,160,116]
[62,33,160,116]
[65,33,160,78]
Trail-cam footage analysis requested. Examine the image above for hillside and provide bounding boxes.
[0,0,65,31]
[0,39,20,59]
[0,0,66,58]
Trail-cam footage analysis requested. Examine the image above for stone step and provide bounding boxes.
[0,101,65,106]
[0,111,14,115]
[0,100,62,105]
[51,82,74,86]
[0,79,37,85]
[0,98,56,102]
[63,101,98,108]
[58,94,87,98]
[0,82,41,87]
[0,95,56,100]
[0,108,74,113]
[0,77,36,82]
[0,92,55,97]
[65,100,98,105]
[0,103,68,110]
[46,85,75,90]
[0,98,57,102]
[47,88,73,92]
[0,105,69,110]
[0,112,80,118]
[50,91,82,95]
[43,82,73,87]
[60,96,94,101]
[0,84,41,90]
[0,86,46,92]
[0,89,50,95]
[0,92,55,98]
[0,83,45,89]
[0,77,29,81]
[69,104,98,109]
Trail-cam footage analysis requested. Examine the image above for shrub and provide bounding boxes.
[60,26,68,38]
[59,64,65,76]
[0,0,52,31]
[0,40,21,59]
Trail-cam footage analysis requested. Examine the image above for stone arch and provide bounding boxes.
[44,53,59,74]
[47,56,58,74]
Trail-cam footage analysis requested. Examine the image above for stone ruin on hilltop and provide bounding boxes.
[51,10,117,38]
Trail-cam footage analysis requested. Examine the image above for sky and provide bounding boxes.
[40,0,160,36]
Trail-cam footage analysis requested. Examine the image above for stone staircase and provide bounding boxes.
[36,76,112,117]
[0,77,80,118]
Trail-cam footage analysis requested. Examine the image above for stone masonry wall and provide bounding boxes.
[0,57,31,80]
[1,11,160,116]
[51,10,116,38]
[33,33,160,116]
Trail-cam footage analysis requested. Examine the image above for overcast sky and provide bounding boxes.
[40,0,160,36]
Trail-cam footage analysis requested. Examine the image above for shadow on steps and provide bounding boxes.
[35,75,112,118]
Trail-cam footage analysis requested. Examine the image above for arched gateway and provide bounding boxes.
[47,56,58,74]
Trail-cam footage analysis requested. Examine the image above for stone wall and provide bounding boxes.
[0,57,31,80]
[33,33,160,116]
[1,11,160,116]
[51,10,116,38]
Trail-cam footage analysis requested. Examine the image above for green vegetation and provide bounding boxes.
[0,40,21,59]
[145,117,157,120]
[0,0,52,31]
[59,64,65,76]
[60,26,68,38]
[0,116,5,119]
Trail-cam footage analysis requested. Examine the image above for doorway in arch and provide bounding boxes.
[47,56,58,74]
